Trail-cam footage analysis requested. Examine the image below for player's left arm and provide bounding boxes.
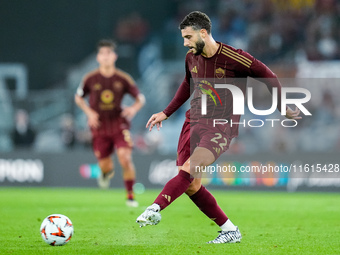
[248,57,301,120]
[121,72,145,120]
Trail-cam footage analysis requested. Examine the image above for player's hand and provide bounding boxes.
[87,110,100,129]
[146,112,168,131]
[285,106,302,120]
[121,106,137,121]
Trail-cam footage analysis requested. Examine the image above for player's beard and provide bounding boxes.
[194,38,205,56]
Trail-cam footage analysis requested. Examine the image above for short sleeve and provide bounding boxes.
[124,73,140,98]
[76,76,90,97]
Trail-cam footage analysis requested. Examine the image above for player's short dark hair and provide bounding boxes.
[97,39,117,52]
[179,11,212,34]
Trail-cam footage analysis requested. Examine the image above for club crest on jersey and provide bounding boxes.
[94,83,102,90]
[113,81,123,91]
[198,80,222,106]
[101,90,114,104]
[215,67,225,79]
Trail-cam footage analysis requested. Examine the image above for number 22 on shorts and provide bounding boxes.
[210,133,228,156]
[122,129,133,147]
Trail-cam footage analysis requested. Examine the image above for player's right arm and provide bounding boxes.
[146,59,192,131]
[146,77,190,132]
[146,111,168,131]
[74,95,100,129]
[74,78,101,129]
[162,58,192,118]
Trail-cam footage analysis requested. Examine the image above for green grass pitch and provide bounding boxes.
[1,187,339,254]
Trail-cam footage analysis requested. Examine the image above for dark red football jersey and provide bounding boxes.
[163,42,282,138]
[77,69,140,136]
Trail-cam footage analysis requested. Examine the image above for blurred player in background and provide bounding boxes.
[75,39,145,207]
[136,11,301,242]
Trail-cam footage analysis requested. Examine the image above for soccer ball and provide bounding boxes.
[40,214,74,246]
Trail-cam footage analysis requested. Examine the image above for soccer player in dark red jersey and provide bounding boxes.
[75,39,145,207]
[136,11,302,243]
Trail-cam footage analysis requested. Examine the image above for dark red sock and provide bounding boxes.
[124,179,134,200]
[189,185,228,226]
[154,170,193,210]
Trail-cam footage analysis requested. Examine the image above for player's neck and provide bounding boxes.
[202,39,219,58]
[99,65,116,78]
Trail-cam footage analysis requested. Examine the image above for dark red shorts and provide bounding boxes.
[92,129,133,159]
[176,120,232,166]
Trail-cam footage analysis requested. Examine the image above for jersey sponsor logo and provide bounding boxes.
[101,90,114,104]
[221,47,252,68]
[94,83,102,90]
[198,80,223,106]
[100,90,115,110]
[191,66,198,73]
[215,67,225,79]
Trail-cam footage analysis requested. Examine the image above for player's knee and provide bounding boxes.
[118,155,132,170]
[120,159,130,169]
[117,149,132,166]
[99,161,113,173]
[180,160,191,173]
[185,181,201,196]
[189,159,206,177]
